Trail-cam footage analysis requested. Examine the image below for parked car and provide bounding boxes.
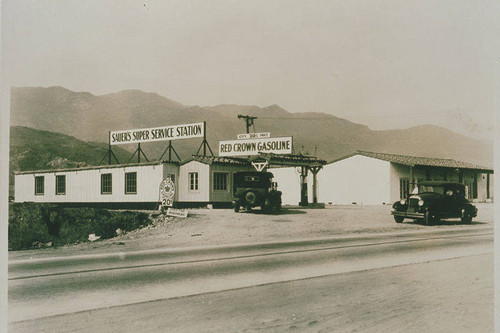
[391,181,477,225]
[232,171,282,212]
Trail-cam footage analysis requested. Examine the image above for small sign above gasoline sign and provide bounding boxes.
[237,132,271,140]
[110,122,204,145]
[219,137,292,157]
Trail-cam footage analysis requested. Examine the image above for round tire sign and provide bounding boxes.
[160,178,175,207]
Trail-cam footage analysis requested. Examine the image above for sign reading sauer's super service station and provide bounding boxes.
[219,137,292,156]
[110,122,204,145]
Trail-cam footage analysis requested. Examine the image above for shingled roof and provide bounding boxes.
[180,155,250,166]
[330,151,493,172]
[249,152,327,168]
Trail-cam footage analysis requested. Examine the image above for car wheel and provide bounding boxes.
[394,216,404,223]
[424,211,439,225]
[461,215,472,224]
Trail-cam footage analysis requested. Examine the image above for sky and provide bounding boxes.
[1,0,498,139]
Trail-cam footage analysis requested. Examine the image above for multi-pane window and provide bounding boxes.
[56,175,66,195]
[35,176,44,195]
[399,178,409,199]
[125,172,137,194]
[101,173,112,194]
[213,173,228,191]
[189,172,199,191]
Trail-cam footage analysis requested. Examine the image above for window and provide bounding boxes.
[101,173,112,194]
[167,174,175,183]
[213,173,228,191]
[189,172,199,191]
[244,175,260,182]
[56,175,66,195]
[125,172,137,194]
[35,176,44,195]
[399,178,409,199]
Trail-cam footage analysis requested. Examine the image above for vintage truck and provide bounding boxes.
[232,171,282,213]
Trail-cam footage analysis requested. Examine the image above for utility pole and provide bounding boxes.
[238,114,257,133]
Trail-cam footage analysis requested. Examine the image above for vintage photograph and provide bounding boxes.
[1,1,496,332]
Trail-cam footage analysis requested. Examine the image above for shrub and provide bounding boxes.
[8,203,152,250]
[8,203,52,250]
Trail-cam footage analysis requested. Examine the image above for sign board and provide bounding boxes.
[219,137,293,156]
[237,132,270,140]
[159,177,175,207]
[166,208,188,218]
[110,122,204,145]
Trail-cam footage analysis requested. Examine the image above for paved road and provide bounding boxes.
[9,226,493,332]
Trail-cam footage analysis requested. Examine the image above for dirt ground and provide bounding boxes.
[9,203,493,261]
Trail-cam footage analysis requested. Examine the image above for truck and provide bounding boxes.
[232,171,282,213]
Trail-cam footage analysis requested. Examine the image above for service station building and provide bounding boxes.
[13,122,493,208]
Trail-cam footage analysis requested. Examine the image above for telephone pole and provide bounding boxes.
[237,114,257,133]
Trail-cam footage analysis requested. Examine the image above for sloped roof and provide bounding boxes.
[180,155,249,166]
[329,150,493,172]
[15,161,166,175]
[249,152,327,168]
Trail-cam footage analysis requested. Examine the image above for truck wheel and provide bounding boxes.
[245,191,257,205]
[234,205,240,213]
[394,216,404,223]
[275,202,281,212]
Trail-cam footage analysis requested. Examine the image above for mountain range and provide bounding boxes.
[10,86,493,168]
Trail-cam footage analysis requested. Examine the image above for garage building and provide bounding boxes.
[315,151,493,205]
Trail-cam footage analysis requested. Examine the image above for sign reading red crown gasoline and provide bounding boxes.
[219,137,292,156]
[110,122,204,145]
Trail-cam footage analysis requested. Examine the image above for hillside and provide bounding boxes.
[9,126,131,195]
[10,86,493,167]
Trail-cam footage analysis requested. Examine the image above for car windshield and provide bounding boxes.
[415,185,446,195]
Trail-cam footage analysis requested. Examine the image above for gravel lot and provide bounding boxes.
[8,203,493,260]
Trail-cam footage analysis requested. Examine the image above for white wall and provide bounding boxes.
[178,161,210,202]
[319,155,391,205]
[271,167,302,205]
[14,164,164,203]
[389,163,410,203]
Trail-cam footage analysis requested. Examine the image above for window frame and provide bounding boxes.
[124,172,137,194]
[101,173,112,195]
[55,175,66,195]
[188,172,199,191]
[213,172,229,192]
[34,176,44,195]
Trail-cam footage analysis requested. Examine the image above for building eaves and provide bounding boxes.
[251,152,327,166]
[328,150,493,172]
[14,161,166,175]
[180,155,249,166]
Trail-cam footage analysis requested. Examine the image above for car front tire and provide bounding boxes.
[394,216,404,223]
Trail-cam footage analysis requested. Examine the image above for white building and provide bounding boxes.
[14,156,253,209]
[315,151,494,205]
